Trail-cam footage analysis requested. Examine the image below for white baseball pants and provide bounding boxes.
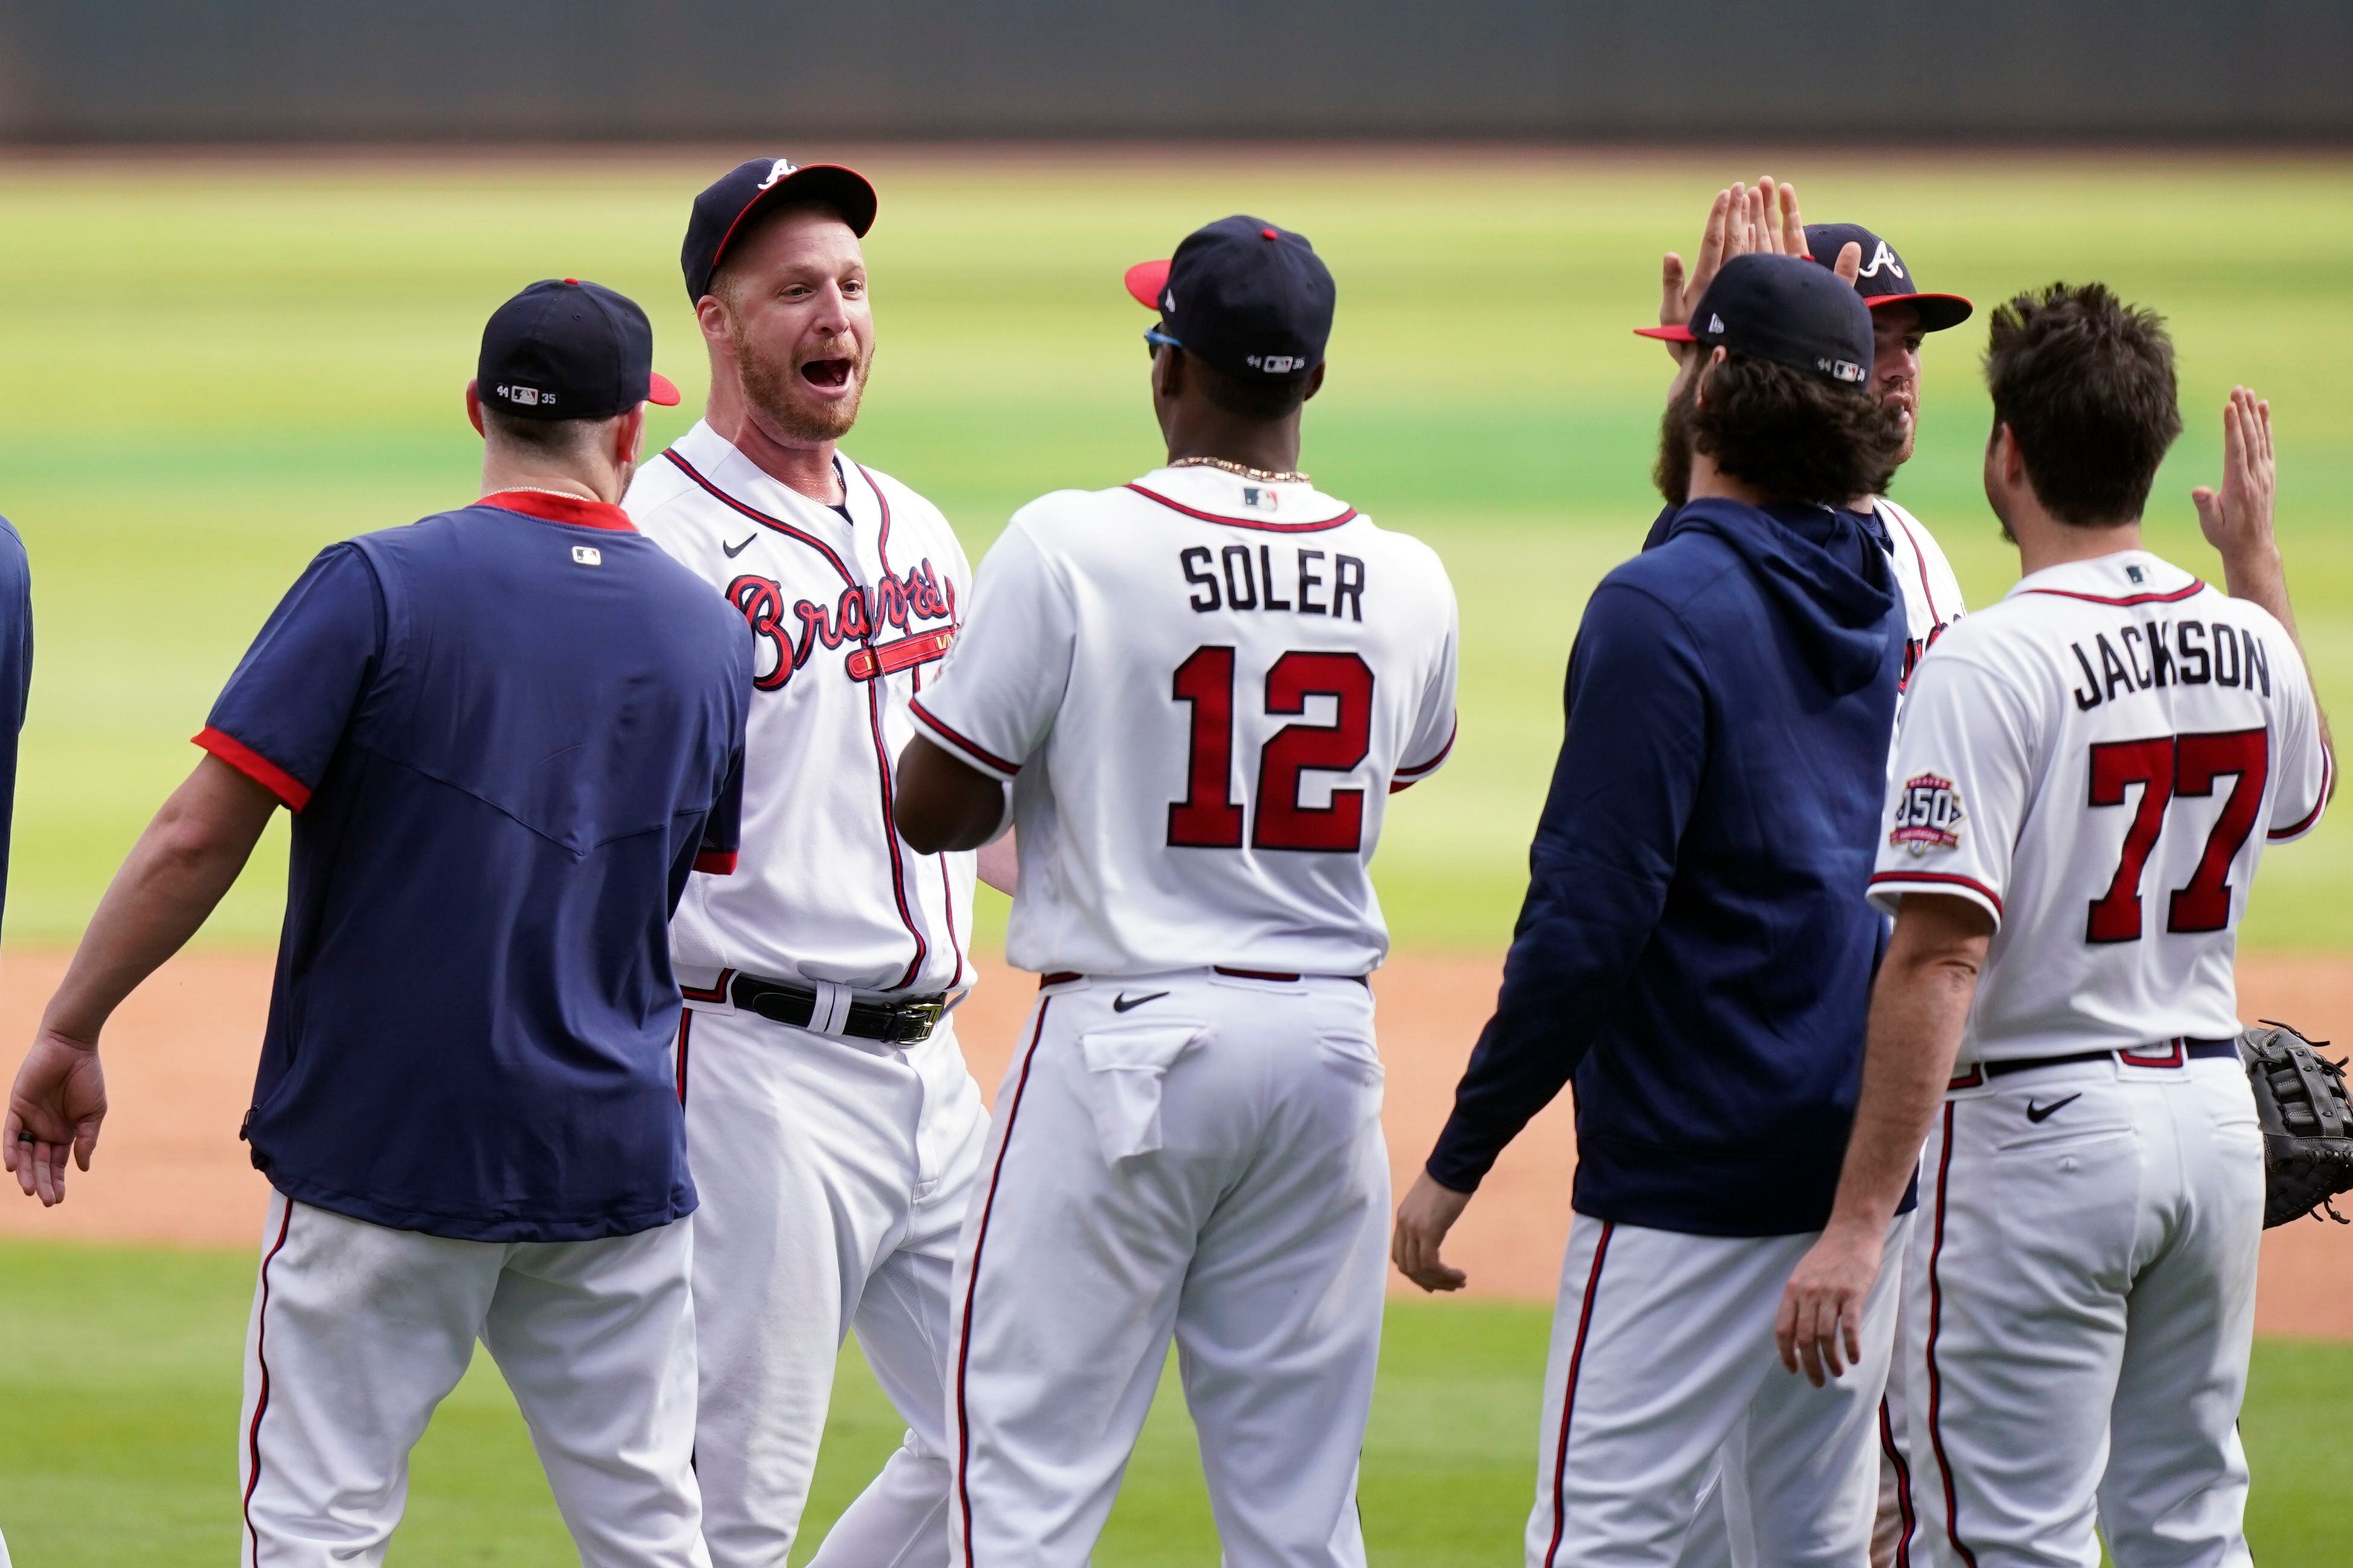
[1528,1212,1907,1568]
[1902,1055,2262,1568]
[677,1001,989,1568]
[235,1193,704,1568]
[949,970,1390,1568]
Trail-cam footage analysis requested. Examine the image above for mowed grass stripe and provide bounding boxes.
[0,1238,2343,1564]
[0,151,2345,952]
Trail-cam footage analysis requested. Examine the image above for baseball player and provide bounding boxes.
[620,157,1007,1568]
[4,279,750,1567]
[893,215,1460,1567]
[1779,287,2334,1567]
[1393,255,1912,1567]
[1651,180,1974,1568]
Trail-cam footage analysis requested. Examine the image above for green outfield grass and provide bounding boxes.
[0,150,2348,953]
[0,1237,2345,1565]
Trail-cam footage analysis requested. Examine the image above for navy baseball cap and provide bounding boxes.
[1123,216,1334,382]
[1634,252,1873,386]
[477,278,681,421]
[682,156,878,304]
[1805,223,1973,331]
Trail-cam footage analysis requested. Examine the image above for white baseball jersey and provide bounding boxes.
[626,421,975,994]
[1875,496,1965,699]
[909,464,1459,978]
[1869,549,2331,1058]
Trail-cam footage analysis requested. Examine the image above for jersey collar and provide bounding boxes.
[670,420,871,532]
[1127,464,1356,530]
[480,489,638,533]
[2006,548,2202,607]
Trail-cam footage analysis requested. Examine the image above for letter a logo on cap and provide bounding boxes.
[1858,240,1905,281]
[758,158,798,190]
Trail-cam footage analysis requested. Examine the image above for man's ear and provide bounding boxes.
[1301,361,1327,403]
[1154,344,1186,401]
[695,293,731,350]
[1690,345,1728,410]
[1988,421,2026,483]
[616,406,647,467]
[464,379,487,437]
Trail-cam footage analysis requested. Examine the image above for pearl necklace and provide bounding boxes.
[1169,456,1309,484]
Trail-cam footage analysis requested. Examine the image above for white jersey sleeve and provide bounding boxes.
[910,511,1076,784]
[1869,646,2042,929]
[2265,630,2333,842]
[1395,591,1461,787]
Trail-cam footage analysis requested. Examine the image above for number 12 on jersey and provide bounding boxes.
[1169,645,1373,853]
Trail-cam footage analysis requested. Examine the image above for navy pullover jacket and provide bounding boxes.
[1427,498,1907,1237]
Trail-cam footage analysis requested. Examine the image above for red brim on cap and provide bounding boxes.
[647,372,682,408]
[1868,292,1974,331]
[1633,324,1699,342]
[1124,260,1172,310]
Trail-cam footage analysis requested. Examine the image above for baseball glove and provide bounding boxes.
[2239,1020,2353,1227]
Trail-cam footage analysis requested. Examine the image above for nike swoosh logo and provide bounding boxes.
[722,534,756,558]
[1111,991,1169,1013]
[2026,1093,2082,1124]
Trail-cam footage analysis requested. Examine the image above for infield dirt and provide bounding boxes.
[4,949,2350,1337]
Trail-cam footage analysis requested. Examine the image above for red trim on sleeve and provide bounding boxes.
[478,490,639,533]
[193,726,312,811]
[909,700,1021,779]
[693,850,739,875]
[1391,721,1458,791]
[1869,869,2003,918]
[2270,748,2332,842]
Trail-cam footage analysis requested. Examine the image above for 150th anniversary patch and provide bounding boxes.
[1890,771,1966,854]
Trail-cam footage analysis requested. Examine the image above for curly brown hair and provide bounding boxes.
[1983,283,2181,526]
[1678,353,1907,508]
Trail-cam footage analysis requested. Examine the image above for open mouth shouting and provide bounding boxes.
[801,356,857,394]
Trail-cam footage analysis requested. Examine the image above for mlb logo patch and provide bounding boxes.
[1890,772,1965,854]
[572,546,602,568]
[1242,485,1279,511]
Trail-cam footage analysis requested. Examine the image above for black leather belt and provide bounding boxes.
[728,973,946,1045]
[1949,1036,2237,1090]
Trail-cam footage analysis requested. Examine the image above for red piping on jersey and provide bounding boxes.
[1541,1218,1614,1568]
[1889,506,1941,626]
[243,1199,296,1561]
[674,1010,693,1107]
[858,462,947,991]
[1879,1396,1917,1567]
[1392,720,1457,792]
[194,726,312,812]
[2270,748,2331,841]
[1923,1104,1982,1567]
[909,699,1021,777]
[478,490,639,533]
[692,850,738,875]
[1124,482,1358,534]
[1037,971,1082,988]
[2018,579,2204,608]
[955,997,1055,1566]
[661,449,934,991]
[1869,869,2003,918]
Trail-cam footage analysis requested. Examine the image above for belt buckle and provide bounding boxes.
[893,997,944,1045]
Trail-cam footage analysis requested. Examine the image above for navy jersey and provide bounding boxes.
[0,519,30,933]
[199,491,751,1242]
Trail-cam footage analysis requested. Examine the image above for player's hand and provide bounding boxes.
[2191,386,2278,573]
[1660,179,1853,340]
[1774,1218,1883,1387]
[1391,1170,1473,1292]
[4,1028,108,1206]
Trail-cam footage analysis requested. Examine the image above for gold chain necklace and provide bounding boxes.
[1168,455,1309,485]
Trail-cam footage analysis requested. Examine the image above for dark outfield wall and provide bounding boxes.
[0,1,2346,142]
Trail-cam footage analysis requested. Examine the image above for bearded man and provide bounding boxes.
[623,157,1012,1568]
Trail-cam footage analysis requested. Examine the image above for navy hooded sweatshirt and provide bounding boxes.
[1427,498,1906,1237]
